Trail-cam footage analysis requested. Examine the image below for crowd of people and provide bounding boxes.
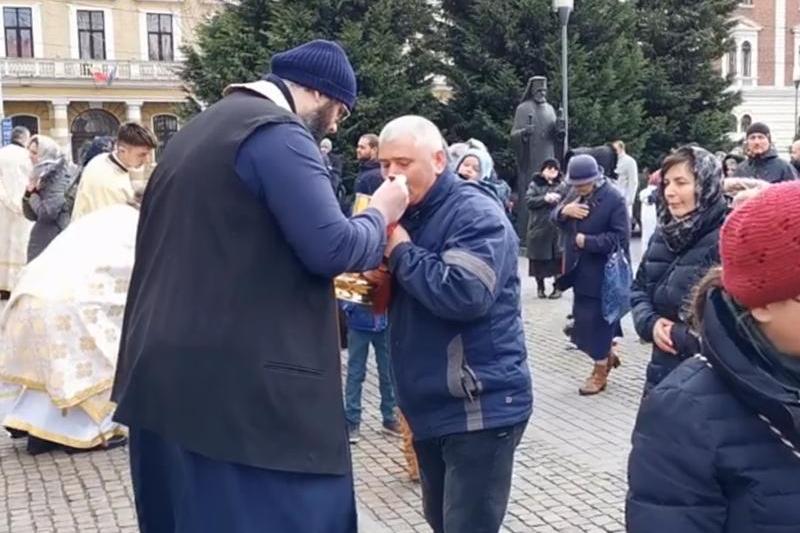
[0,122,157,454]
[0,38,798,533]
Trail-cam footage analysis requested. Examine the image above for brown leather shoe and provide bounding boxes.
[608,353,621,371]
[579,363,609,396]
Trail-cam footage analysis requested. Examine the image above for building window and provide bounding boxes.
[4,7,33,58]
[77,10,106,60]
[727,41,737,76]
[742,41,752,78]
[11,115,38,135]
[153,114,178,161]
[147,14,174,61]
[740,114,752,133]
[71,109,119,162]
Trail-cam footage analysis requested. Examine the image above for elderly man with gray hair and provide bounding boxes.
[381,115,532,533]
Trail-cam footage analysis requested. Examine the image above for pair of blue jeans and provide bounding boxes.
[344,328,396,426]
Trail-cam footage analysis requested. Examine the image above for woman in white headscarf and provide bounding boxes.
[21,135,75,261]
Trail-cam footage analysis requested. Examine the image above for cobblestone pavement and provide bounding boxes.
[0,248,649,533]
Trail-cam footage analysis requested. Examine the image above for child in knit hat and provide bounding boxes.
[627,181,800,533]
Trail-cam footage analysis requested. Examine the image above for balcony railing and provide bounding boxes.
[0,58,181,83]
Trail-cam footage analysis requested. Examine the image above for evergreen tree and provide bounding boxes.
[437,0,648,177]
[635,0,740,167]
[180,0,441,179]
[180,0,275,107]
[267,0,441,170]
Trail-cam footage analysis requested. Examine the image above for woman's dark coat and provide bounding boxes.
[627,290,800,532]
[631,202,726,393]
[525,174,566,261]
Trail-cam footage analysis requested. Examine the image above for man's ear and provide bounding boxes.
[750,304,774,325]
[433,150,448,175]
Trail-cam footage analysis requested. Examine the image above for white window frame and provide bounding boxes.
[0,3,43,58]
[68,4,115,60]
[792,25,800,83]
[723,42,737,78]
[139,9,182,62]
[739,113,753,134]
[727,16,761,87]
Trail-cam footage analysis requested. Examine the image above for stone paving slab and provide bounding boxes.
[0,252,650,532]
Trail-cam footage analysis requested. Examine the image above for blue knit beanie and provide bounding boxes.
[269,40,358,110]
[566,154,604,186]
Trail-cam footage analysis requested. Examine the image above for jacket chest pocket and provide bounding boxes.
[263,360,324,378]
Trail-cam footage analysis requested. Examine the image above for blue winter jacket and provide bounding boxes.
[553,180,630,297]
[631,201,726,394]
[388,170,532,440]
[354,160,384,195]
[627,289,800,532]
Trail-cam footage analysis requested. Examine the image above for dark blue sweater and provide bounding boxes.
[235,122,386,278]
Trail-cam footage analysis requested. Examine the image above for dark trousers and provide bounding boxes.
[413,421,527,533]
[129,427,357,533]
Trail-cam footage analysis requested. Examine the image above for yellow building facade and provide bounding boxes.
[0,0,222,161]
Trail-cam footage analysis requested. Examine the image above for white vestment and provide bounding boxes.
[0,143,33,292]
[639,185,658,252]
[0,204,138,448]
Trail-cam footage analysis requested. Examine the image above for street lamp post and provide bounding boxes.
[553,0,574,158]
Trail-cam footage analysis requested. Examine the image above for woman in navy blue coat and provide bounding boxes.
[627,181,800,533]
[554,154,630,396]
[631,146,727,395]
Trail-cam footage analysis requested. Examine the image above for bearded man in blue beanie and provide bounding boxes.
[111,40,409,533]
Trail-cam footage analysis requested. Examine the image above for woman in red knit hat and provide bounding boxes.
[626,181,800,533]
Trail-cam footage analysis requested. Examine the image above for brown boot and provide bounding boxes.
[579,363,610,396]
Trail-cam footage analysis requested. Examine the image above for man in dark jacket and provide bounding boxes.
[111,40,409,533]
[381,115,532,533]
[354,133,383,195]
[734,122,797,183]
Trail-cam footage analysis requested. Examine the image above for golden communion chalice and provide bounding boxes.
[335,193,377,305]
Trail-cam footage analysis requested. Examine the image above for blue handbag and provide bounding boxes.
[601,241,632,324]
